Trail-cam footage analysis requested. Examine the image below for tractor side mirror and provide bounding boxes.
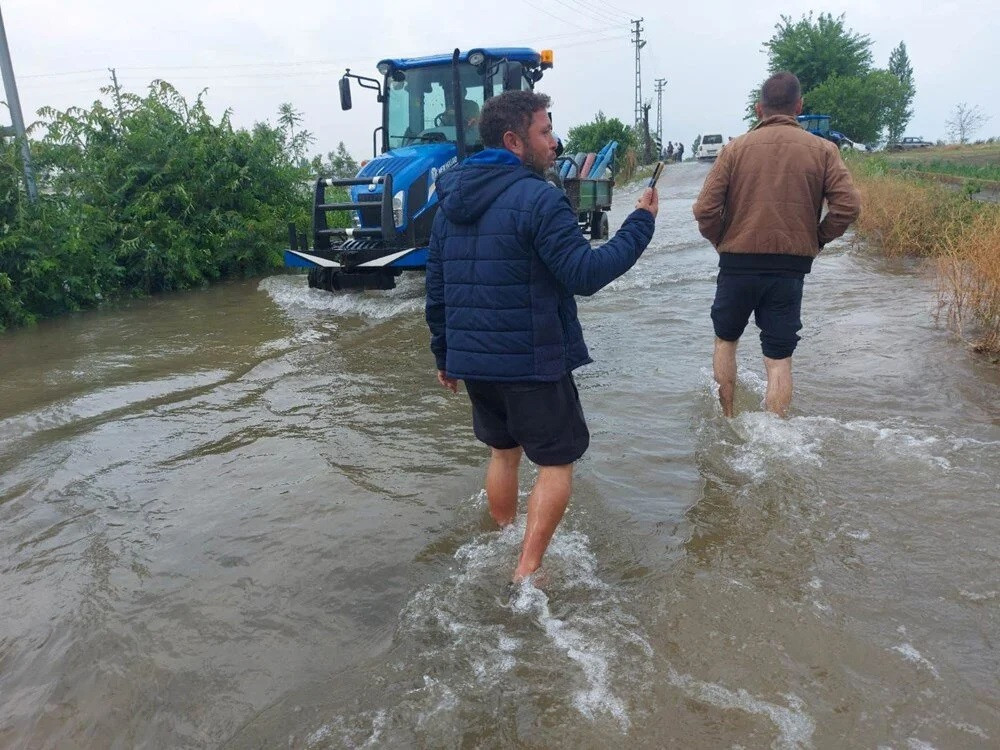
[503,62,523,91]
[339,77,352,111]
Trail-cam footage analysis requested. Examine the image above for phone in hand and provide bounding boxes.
[648,161,665,188]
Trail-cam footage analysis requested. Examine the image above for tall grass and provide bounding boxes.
[936,210,1000,353]
[850,162,1000,354]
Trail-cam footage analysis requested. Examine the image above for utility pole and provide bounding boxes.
[631,18,646,128]
[654,78,667,148]
[0,3,37,202]
[108,68,125,127]
[642,102,653,163]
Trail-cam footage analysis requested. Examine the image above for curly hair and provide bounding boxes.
[479,90,552,149]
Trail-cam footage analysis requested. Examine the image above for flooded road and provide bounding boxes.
[1,162,998,749]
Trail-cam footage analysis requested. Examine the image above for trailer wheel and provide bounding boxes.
[590,210,609,240]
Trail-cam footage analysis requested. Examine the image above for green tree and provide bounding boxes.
[278,102,314,167]
[806,71,905,144]
[885,41,915,143]
[745,12,873,126]
[564,111,637,159]
[764,13,872,93]
[746,12,915,145]
[311,141,359,178]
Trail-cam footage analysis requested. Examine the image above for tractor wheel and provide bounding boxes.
[590,210,609,240]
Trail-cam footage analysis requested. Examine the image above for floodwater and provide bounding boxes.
[1,163,998,749]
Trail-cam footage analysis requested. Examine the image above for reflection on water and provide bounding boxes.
[2,164,998,749]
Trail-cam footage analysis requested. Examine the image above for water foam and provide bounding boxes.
[891,643,940,678]
[668,669,816,749]
[727,412,824,479]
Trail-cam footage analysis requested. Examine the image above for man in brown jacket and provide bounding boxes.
[693,71,861,417]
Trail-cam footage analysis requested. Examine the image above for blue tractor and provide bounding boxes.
[796,114,848,147]
[285,47,555,291]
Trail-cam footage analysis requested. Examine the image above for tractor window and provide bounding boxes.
[386,64,486,148]
[423,83,446,129]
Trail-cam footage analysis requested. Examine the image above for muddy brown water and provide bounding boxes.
[1,163,998,749]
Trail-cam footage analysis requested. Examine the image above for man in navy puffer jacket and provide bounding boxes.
[426,90,658,582]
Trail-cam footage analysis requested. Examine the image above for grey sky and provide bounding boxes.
[5,0,998,161]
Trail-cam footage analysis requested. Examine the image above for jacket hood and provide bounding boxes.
[436,148,541,224]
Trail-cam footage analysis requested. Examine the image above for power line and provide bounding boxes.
[515,0,607,32]
[544,0,627,27]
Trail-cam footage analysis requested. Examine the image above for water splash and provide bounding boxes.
[259,275,424,321]
[303,510,653,744]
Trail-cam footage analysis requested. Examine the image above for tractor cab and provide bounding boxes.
[797,114,846,147]
[287,48,552,291]
[378,49,543,155]
[798,114,831,137]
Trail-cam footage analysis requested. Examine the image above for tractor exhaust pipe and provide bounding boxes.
[452,48,466,162]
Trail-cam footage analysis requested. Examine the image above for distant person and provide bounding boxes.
[675,142,684,162]
[666,142,674,160]
[426,90,659,582]
[692,71,860,417]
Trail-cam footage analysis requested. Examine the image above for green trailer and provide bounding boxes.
[552,155,613,240]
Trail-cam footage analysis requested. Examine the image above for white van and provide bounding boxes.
[696,133,724,161]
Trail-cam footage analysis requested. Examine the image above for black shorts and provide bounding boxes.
[464,374,590,466]
[711,272,804,359]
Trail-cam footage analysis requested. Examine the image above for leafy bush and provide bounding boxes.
[1,81,314,330]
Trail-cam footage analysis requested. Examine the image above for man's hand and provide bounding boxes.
[437,370,459,393]
[636,187,659,218]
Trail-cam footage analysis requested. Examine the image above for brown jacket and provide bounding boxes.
[692,115,861,261]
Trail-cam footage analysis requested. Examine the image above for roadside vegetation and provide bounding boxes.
[878,142,1000,185]
[847,148,1000,354]
[0,81,352,332]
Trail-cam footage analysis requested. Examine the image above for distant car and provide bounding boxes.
[696,134,724,160]
[887,136,933,151]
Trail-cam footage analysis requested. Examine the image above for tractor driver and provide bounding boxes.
[440,86,481,128]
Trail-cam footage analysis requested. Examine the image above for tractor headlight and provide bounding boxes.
[393,190,405,226]
[377,61,392,76]
[468,51,486,66]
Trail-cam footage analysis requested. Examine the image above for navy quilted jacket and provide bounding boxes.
[425,149,655,382]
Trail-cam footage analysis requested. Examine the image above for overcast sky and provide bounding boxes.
[4,0,998,162]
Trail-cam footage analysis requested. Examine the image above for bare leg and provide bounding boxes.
[763,356,793,418]
[485,447,522,526]
[713,337,739,417]
[513,464,573,581]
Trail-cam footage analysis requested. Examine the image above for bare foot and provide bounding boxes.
[512,568,550,588]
